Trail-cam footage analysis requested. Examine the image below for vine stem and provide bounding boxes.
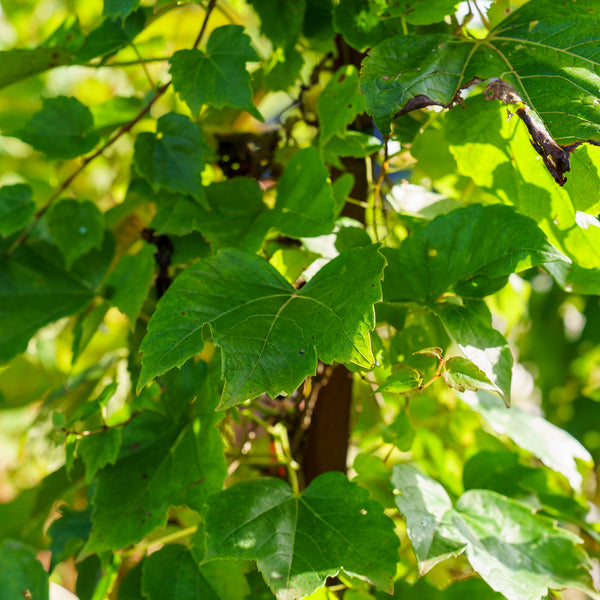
[241,410,300,495]
[5,0,219,257]
[372,136,390,243]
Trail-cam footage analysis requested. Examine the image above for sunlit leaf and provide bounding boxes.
[205,472,399,599]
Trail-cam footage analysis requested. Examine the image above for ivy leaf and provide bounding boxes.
[433,300,513,403]
[0,539,49,600]
[142,546,249,600]
[318,65,365,146]
[205,472,399,600]
[0,184,35,236]
[102,243,155,326]
[382,204,565,305]
[83,411,226,553]
[16,96,100,159]
[103,0,140,19]
[463,392,593,493]
[361,1,600,139]
[47,199,105,267]
[0,243,96,362]
[0,47,73,90]
[169,25,261,119]
[133,113,208,201]
[138,245,385,409]
[392,464,597,600]
[274,147,337,238]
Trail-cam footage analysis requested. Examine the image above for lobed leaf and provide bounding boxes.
[84,410,226,553]
[138,245,385,408]
[205,472,399,599]
[169,25,261,119]
[133,113,208,202]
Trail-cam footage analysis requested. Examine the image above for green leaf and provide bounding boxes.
[201,178,270,250]
[78,427,122,482]
[333,0,404,51]
[103,0,140,19]
[47,199,105,267]
[16,96,100,159]
[249,0,306,48]
[380,411,415,450]
[392,464,597,600]
[48,507,92,567]
[463,392,593,492]
[133,112,208,201]
[76,9,147,62]
[388,0,461,24]
[0,47,73,89]
[0,243,96,362]
[433,300,513,404]
[318,65,365,146]
[138,245,385,408]
[432,300,513,403]
[205,472,399,600]
[361,1,600,137]
[382,204,565,304]
[0,183,35,236]
[441,356,496,393]
[323,132,382,163]
[274,148,337,238]
[142,546,249,600]
[102,243,155,325]
[390,464,454,571]
[90,96,146,136]
[445,95,600,268]
[375,365,422,394]
[0,539,49,600]
[71,299,111,364]
[84,411,226,552]
[169,25,261,119]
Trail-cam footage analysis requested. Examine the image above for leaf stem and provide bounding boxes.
[121,524,198,558]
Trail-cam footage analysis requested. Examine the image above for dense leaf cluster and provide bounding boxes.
[1,1,600,599]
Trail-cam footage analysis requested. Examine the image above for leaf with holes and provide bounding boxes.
[138,245,385,409]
